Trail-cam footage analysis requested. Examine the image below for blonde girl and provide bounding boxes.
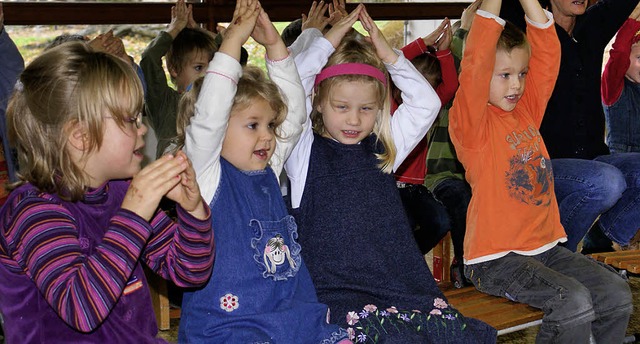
[0,41,213,343]
[176,1,349,342]
[285,4,497,343]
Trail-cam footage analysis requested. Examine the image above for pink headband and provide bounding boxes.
[314,63,387,88]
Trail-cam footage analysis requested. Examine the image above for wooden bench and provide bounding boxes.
[432,236,544,336]
[590,249,640,274]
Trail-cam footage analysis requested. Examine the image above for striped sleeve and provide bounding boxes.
[142,203,213,287]
[2,193,152,332]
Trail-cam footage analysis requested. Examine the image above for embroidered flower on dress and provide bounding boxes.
[347,327,355,340]
[359,310,370,318]
[445,314,456,320]
[433,297,448,309]
[380,310,390,317]
[363,304,377,312]
[220,293,239,312]
[356,333,367,343]
[399,313,410,322]
[430,309,442,315]
[346,311,360,325]
[386,306,398,314]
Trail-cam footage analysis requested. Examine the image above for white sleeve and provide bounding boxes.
[183,52,242,205]
[267,53,306,178]
[388,51,441,171]
[286,36,336,209]
[288,28,323,59]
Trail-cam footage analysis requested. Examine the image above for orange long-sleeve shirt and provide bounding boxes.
[449,12,566,264]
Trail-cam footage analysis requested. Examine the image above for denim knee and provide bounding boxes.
[592,274,632,319]
[543,283,595,330]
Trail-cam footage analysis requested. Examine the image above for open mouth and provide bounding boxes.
[254,149,269,159]
[133,146,144,157]
[342,130,360,138]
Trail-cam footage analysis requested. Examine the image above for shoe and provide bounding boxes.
[450,259,471,289]
[612,230,640,251]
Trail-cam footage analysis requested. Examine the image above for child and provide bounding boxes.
[602,2,640,154]
[0,2,23,203]
[449,0,633,342]
[286,4,496,343]
[393,19,459,261]
[177,1,349,342]
[140,0,217,157]
[0,42,214,343]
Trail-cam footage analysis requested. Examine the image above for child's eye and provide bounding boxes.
[335,105,348,111]
[519,72,528,78]
[500,73,510,79]
[268,122,276,129]
[361,106,373,112]
[195,65,204,72]
[247,123,257,129]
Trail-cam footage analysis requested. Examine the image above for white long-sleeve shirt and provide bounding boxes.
[285,35,442,209]
[184,51,307,205]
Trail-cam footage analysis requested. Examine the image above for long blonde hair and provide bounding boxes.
[6,41,144,201]
[311,36,395,173]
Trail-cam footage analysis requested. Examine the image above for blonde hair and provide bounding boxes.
[6,41,144,201]
[174,66,287,156]
[311,36,395,173]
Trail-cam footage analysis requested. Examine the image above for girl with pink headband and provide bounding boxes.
[285,4,496,343]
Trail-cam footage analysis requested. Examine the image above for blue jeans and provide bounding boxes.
[465,246,632,344]
[552,154,640,250]
[398,183,450,254]
[432,178,471,259]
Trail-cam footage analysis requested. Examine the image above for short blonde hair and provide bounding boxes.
[7,41,144,201]
[311,36,395,173]
[174,66,287,155]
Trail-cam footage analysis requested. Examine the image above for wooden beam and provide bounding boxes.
[3,2,467,26]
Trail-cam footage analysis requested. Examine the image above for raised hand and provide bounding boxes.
[252,8,288,61]
[220,0,261,60]
[328,0,348,27]
[187,2,198,29]
[324,3,362,48]
[165,151,207,220]
[359,5,397,64]
[435,18,452,51]
[167,0,192,38]
[301,1,331,32]
[121,154,190,221]
[460,0,482,30]
[421,18,449,47]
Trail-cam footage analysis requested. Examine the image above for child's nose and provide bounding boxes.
[346,111,361,125]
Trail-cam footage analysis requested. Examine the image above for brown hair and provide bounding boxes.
[497,21,530,54]
[166,28,217,77]
[6,41,144,201]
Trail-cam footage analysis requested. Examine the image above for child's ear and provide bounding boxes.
[65,121,89,152]
[168,64,179,79]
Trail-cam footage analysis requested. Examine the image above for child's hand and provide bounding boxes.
[220,0,261,60]
[421,19,448,47]
[328,0,348,27]
[359,6,398,64]
[324,3,362,48]
[187,3,198,28]
[121,154,189,221]
[461,0,482,30]
[435,18,452,51]
[252,8,288,61]
[165,151,207,220]
[301,1,331,33]
[167,0,191,38]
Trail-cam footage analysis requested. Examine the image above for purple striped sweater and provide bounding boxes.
[0,180,213,343]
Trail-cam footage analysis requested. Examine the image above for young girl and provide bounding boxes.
[177,1,349,342]
[0,42,213,343]
[286,4,496,343]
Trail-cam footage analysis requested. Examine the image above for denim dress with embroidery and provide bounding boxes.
[603,78,640,153]
[178,158,348,344]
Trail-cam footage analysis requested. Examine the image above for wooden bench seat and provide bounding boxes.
[433,235,544,336]
[590,249,640,274]
[442,284,543,335]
